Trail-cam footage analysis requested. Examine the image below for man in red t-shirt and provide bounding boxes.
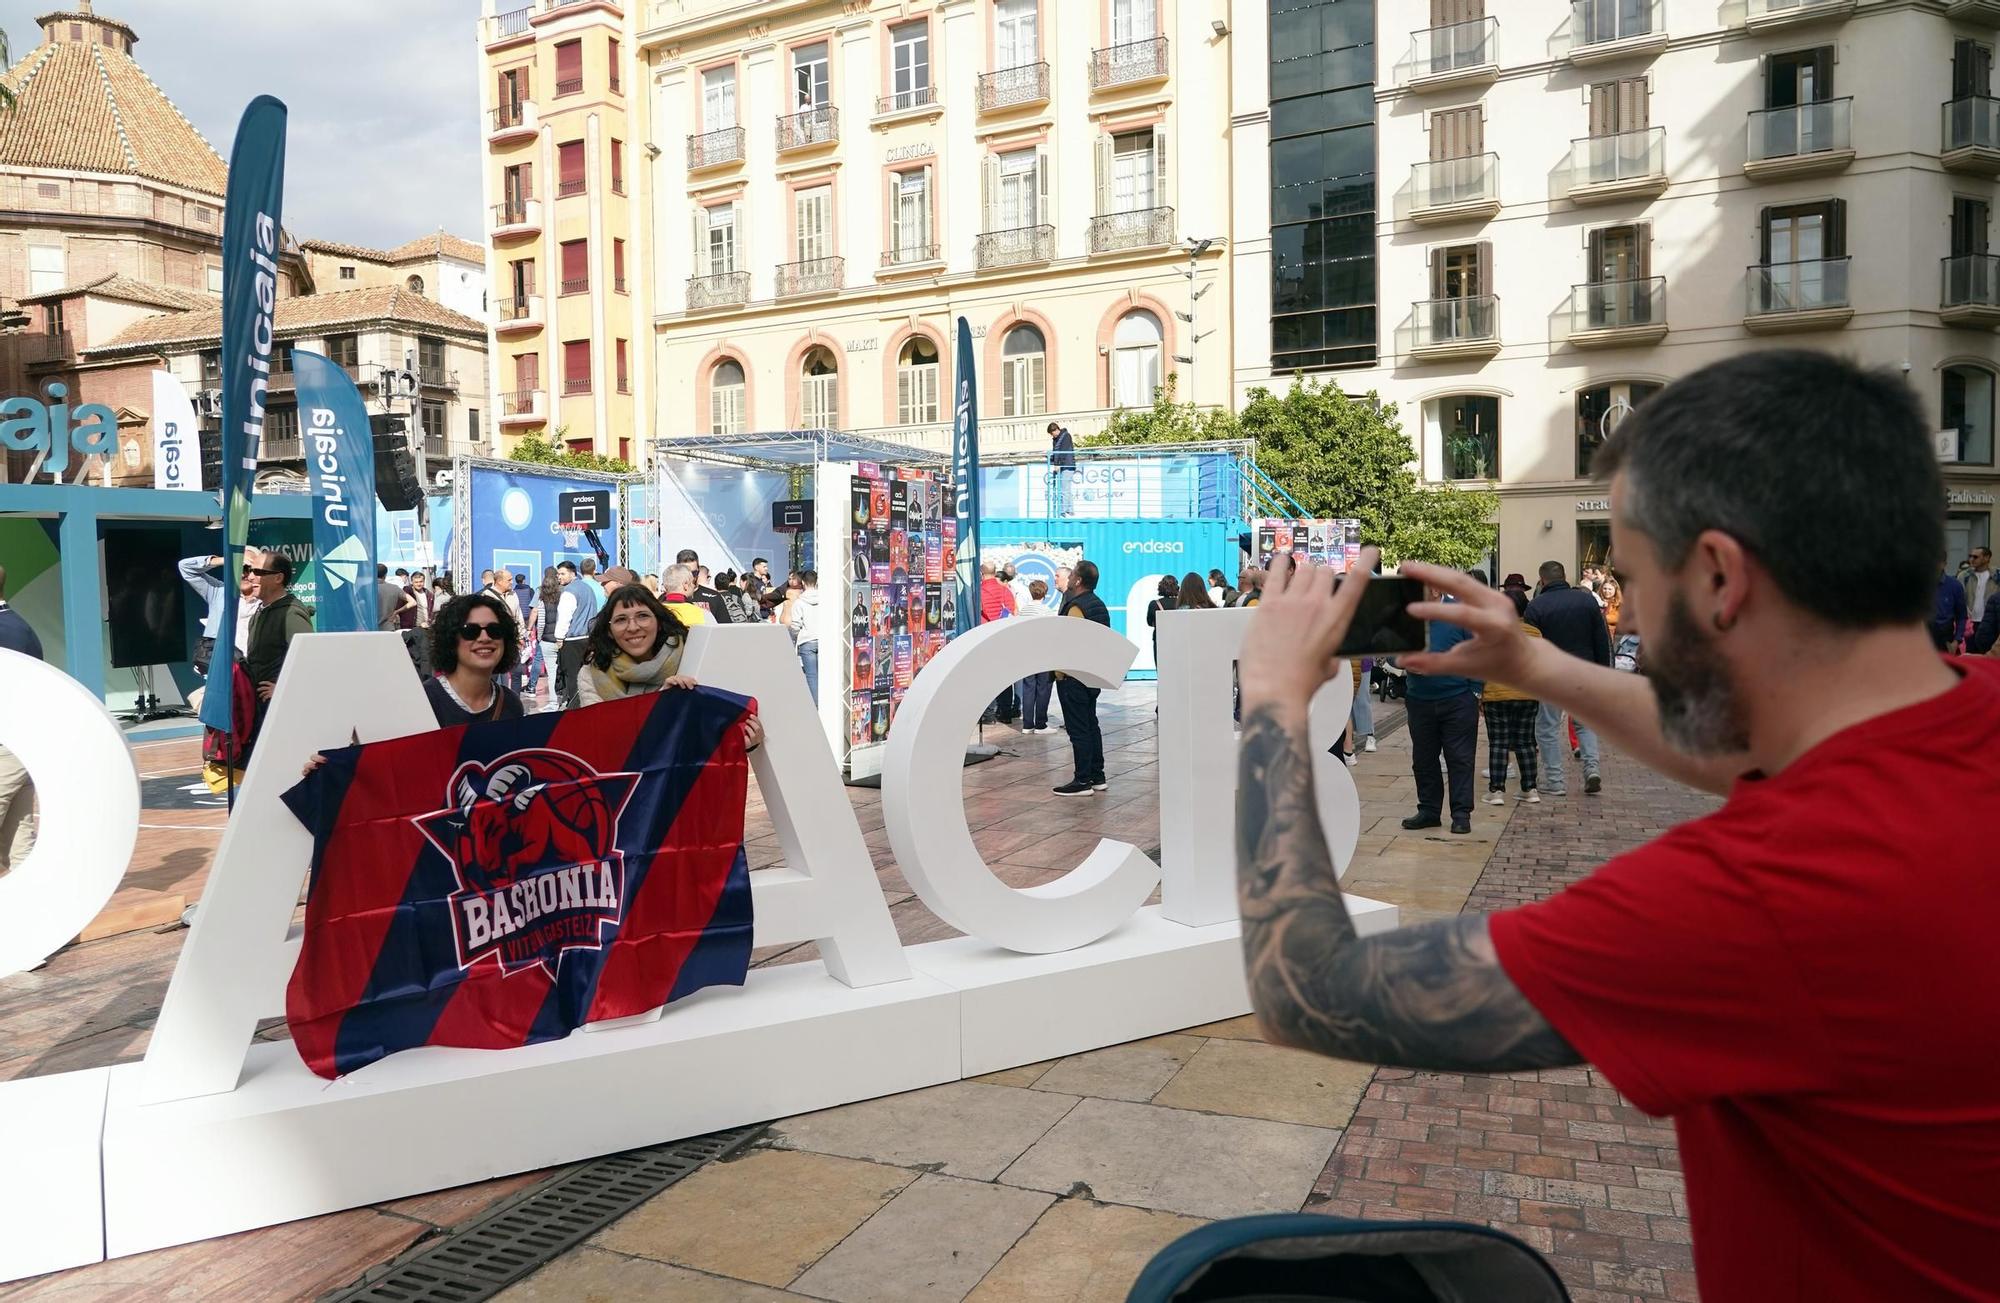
[1233,350,2000,1302]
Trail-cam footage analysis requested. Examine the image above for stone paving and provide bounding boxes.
[0,683,1719,1301]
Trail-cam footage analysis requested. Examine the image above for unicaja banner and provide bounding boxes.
[951,316,981,633]
[149,369,202,492]
[199,95,288,735]
[294,349,376,634]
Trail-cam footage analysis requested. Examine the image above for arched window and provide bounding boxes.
[406,274,425,295]
[1423,394,1500,482]
[710,359,746,436]
[897,336,941,425]
[801,346,839,429]
[1944,364,1994,466]
[1111,310,1163,409]
[1000,323,1047,417]
[1575,380,1661,478]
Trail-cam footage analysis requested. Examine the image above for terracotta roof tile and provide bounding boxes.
[19,273,214,310]
[300,238,393,262]
[385,232,488,265]
[87,285,489,354]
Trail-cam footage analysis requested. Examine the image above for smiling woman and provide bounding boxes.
[424,592,525,725]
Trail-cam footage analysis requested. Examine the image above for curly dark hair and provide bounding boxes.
[587,584,689,670]
[428,592,521,674]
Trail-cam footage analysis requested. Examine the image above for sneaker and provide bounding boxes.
[1450,819,1472,835]
[1522,791,1542,804]
[1483,791,1505,806]
[1572,747,1583,760]
[1585,774,1602,795]
[1542,788,1567,798]
[1400,813,1442,830]
[1363,736,1377,753]
[1053,780,1096,797]
[1481,767,1491,779]
[1091,778,1109,792]
[1344,753,1359,768]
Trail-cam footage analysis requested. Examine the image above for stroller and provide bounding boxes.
[1126,1213,1569,1303]
[1372,660,1406,701]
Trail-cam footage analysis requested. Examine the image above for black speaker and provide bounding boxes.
[370,414,424,511]
[199,426,223,489]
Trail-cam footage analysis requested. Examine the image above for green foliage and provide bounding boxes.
[507,427,634,475]
[1085,374,1242,447]
[1237,376,1496,571]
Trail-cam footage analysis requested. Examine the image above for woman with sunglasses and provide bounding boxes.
[424,592,526,725]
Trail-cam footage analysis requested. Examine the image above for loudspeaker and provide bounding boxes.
[375,442,424,511]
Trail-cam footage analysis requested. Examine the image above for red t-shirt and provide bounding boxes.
[1490,657,2000,1302]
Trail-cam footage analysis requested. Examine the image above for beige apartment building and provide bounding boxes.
[480,0,1232,463]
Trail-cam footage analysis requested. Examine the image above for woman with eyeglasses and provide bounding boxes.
[575,586,767,748]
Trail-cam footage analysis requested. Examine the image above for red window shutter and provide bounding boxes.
[558,141,584,192]
[560,239,587,291]
[611,140,624,191]
[616,339,629,389]
[515,353,538,390]
[613,238,626,283]
[555,40,582,87]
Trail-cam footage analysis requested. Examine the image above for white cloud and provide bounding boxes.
[2,0,486,247]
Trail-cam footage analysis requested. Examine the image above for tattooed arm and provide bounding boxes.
[1235,699,1581,1072]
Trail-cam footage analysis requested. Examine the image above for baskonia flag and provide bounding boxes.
[280,688,757,1079]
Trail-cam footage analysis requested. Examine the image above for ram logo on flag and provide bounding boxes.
[281,688,757,1079]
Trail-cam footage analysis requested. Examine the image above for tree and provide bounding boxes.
[507,428,633,475]
[1238,377,1496,571]
[1084,374,1241,447]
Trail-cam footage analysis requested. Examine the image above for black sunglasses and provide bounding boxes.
[242,565,280,577]
[456,621,505,642]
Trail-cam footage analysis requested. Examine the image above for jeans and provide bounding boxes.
[1054,468,1076,516]
[0,744,36,873]
[556,639,589,709]
[798,640,819,707]
[1057,676,1104,783]
[1536,701,1600,793]
[1407,692,1478,822]
[1019,673,1054,729]
[1349,675,1374,739]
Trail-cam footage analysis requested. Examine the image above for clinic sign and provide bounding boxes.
[0,385,117,479]
[0,616,1392,1280]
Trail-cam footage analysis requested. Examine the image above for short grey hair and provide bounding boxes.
[662,563,695,593]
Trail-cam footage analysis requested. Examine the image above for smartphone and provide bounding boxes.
[1334,574,1428,657]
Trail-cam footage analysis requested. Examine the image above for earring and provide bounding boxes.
[1711,611,1736,633]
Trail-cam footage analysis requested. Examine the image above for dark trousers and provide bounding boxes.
[556,638,589,708]
[1407,691,1478,821]
[1482,699,1539,792]
[1057,676,1103,783]
[1019,672,1054,729]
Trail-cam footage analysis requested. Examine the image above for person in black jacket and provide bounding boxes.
[1969,586,2000,656]
[1047,421,1077,516]
[1054,561,1111,795]
[1525,561,1612,795]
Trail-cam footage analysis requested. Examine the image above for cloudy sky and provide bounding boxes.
[2,0,485,247]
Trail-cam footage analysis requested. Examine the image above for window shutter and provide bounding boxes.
[1095,136,1113,216]
[1153,128,1169,208]
[923,164,936,244]
[1586,227,1606,282]
[1476,240,1494,299]
[1589,82,1615,137]
[1036,147,1051,223]
[1620,77,1649,131]
[888,172,902,249]
[1635,221,1652,279]
[1825,198,1846,258]
[692,209,705,268]
[1428,246,1444,300]
[982,154,999,229]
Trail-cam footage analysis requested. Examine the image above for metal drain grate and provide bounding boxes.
[323,1124,766,1302]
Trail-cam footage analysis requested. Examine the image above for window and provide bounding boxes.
[1767,47,1832,110]
[995,0,1037,68]
[615,339,630,393]
[1587,77,1648,137]
[1099,129,1163,213]
[1111,310,1163,408]
[206,264,224,293]
[1583,223,1655,327]
[711,359,746,435]
[1425,394,1500,482]
[1952,37,1993,100]
[44,302,64,337]
[1575,380,1660,478]
[608,38,621,92]
[201,351,222,384]
[702,204,737,275]
[703,66,737,130]
[264,406,300,447]
[801,346,839,428]
[338,264,356,281]
[994,148,1043,228]
[406,274,425,295]
[327,333,358,368]
[560,238,588,294]
[497,67,529,117]
[419,337,446,378]
[889,167,934,261]
[1111,0,1156,44]
[555,40,582,95]
[271,340,295,374]
[1944,365,1995,466]
[508,258,534,300]
[563,340,591,394]
[469,409,482,445]
[795,185,833,263]
[1952,196,1991,257]
[889,22,931,108]
[793,41,830,109]
[1000,324,1048,416]
[26,245,64,295]
[613,238,627,292]
[1756,200,1846,311]
[611,140,625,193]
[514,352,540,391]
[897,336,942,424]
[1431,241,1490,299]
[558,140,585,196]
[420,400,447,450]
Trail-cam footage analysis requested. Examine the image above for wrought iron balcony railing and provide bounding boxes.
[775,256,844,297]
[877,86,936,115]
[776,106,839,152]
[1090,36,1168,89]
[1088,206,1174,254]
[687,270,751,309]
[977,62,1050,111]
[976,224,1056,269]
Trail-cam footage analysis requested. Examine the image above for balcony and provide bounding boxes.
[488,100,537,145]
[1410,295,1501,360]
[557,175,585,198]
[1566,126,1667,204]
[776,106,838,154]
[775,256,844,298]
[1942,97,2000,175]
[1944,0,2000,24]
[486,5,532,44]
[494,294,543,334]
[1743,258,1853,332]
[1088,206,1175,254]
[418,365,458,392]
[498,388,546,426]
[1091,36,1169,91]
[1568,0,1666,64]
[1398,17,1498,92]
[881,244,944,273]
[875,85,939,121]
[1742,0,1854,31]
[687,125,746,171]
[561,276,591,297]
[490,197,542,240]
[1743,98,1855,179]
[563,376,591,396]
[1941,254,2000,328]
[977,62,1050,112]
[1564,277,1668,348]
[686,271,750,311]
[976,224,1056,270]
[556,77,583,97]
[1408,153,1500,224]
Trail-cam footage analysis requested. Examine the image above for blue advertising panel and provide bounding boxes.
[979,453,1238,522]
[466,465,620,585]
[374,495,453,572]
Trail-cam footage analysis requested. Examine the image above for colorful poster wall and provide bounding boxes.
[1253,518,1364,573]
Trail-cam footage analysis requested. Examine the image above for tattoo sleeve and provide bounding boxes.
[1234,703,1581,1073]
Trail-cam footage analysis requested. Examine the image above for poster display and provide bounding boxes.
[834,462,950,763]
[1253,518,1364,573]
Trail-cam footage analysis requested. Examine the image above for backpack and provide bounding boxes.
[200,662,258,794]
